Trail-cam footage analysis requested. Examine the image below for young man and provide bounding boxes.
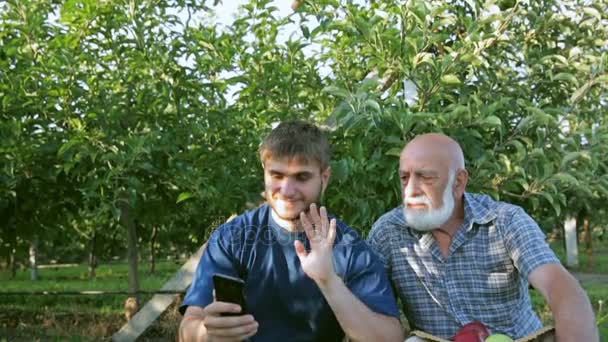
[179,121,403,342]
[368,133,599,341]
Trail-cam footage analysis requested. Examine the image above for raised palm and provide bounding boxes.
[294,203,337,285]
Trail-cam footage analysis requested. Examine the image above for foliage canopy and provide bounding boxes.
[1,0,607,264]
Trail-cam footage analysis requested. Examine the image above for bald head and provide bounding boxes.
[401,133,465,171]
[399,133,468,229]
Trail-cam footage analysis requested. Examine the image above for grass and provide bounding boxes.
[1,260,184,340]
[0,261,183,315]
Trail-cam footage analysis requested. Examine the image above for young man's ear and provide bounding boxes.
[321,166,331,193]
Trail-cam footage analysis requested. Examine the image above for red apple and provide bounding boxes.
[453,330,482,342]
[452,322,490,342]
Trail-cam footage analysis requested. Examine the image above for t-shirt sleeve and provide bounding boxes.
[344,239,400,318]
[180,224,241,315]
[500,206,560,280]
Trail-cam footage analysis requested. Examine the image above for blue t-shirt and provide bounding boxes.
[181,204,399,342]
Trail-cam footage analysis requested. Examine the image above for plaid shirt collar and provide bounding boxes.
[405,192,499,248]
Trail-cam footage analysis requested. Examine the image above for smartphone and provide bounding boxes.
[212,273,247,316]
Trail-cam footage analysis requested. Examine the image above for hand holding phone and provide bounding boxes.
[200,301,258,341]
[213,273,248,316]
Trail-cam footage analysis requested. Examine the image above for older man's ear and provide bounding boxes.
[454,169,468,198]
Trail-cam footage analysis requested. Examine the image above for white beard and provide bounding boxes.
[403,172,455,232]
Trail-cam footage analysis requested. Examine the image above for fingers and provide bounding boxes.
[203,301,258,340]
[300,204,334,243]
[299,211,315,241]
[205,313,256,329]
[319,206,328,237]
[205,321,259,340]
[205,301,243,316]
[308,203,322,227]
[294,240,308,260]
[327,218,337,245]
[207,321,258,339]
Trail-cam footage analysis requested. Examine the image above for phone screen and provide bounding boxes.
[212,273,247,316]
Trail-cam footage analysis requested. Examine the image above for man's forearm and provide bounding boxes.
[317,274,404,342]
[547,273,599,342]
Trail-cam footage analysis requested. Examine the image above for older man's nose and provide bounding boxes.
[404,177,422,198]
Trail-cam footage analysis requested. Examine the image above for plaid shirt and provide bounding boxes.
[367,193,560,339]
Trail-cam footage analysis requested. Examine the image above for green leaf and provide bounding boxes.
[384,135,402,145]
[463,0,478,16]
[570,81,592,103]
[560,151,590,168]
[331,159,349,182]
[354,16,370,37]
[499,154,512,173]
[552,73,579,86]
[516,116,535,132]
[385,147,402,157]
[300,25,310,39]
[541,54,568,66]
[582,7,601,20]
[364,99,381,113]
[353,141,364,160]
[506,140,526,158]
[358,78,381,92]
[528,148,544,159]
[58,139,81,158]
[412,52,434,66]
[440,74,460,85]
[112,207,121,221]
[176,192,193,204]
[322,86,350,99]
[69,118,84,131]
[550,173,580,186]
[482,115,502,127]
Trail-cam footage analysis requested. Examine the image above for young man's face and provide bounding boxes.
[263,157,330,222]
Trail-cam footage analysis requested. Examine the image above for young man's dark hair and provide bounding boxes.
[259,120,331,170]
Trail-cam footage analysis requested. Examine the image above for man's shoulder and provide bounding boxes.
[369,206,405,236]
[466,192,526,221]
[213,204,270,237]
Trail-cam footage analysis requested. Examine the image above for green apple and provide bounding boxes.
[485,334,513,342]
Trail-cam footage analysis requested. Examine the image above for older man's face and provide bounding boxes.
[399,150,456,231]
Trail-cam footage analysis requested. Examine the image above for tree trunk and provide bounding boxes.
[583,216,593,269]
[564,216,579,268]
[88,231,97,279]
[29,236,39,281]
[2,247,9,271]
[8,207,17,278]
[120,199,141,305]
[149,225,158,274]
[9,247,17,279]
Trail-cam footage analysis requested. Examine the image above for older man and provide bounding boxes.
[368,133,598,341]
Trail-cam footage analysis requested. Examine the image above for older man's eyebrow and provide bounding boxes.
[415,169,439,177]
